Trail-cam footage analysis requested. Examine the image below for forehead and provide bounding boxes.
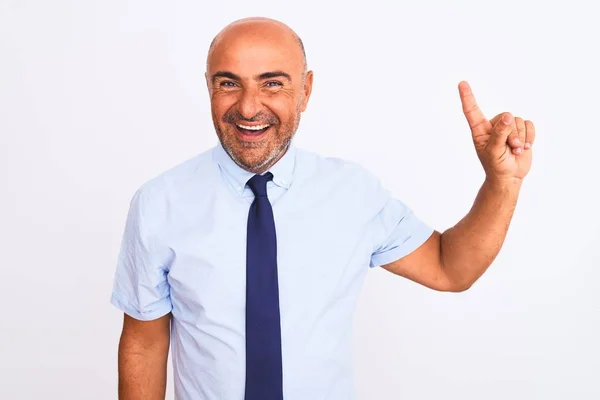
[208,29,303,78]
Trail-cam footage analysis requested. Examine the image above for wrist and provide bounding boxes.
[484,175,523,191]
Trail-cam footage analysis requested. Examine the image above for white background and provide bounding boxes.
[1,0,599,399]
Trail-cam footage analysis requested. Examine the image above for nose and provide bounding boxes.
[237,87,261,120]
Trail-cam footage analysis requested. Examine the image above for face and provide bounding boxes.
[206,24,313,173]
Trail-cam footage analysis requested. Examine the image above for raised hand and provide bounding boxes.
[458,81,535,184]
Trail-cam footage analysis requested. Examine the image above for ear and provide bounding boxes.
[205,72,211,95]
[300,70,314,112]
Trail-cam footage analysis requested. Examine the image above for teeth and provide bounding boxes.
[236,123,269,131]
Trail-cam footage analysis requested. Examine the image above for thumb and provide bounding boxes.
[488,112,514,149]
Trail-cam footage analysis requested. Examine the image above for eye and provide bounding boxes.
[265,81,283,87]
[220,81,237,88]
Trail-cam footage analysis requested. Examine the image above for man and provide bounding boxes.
[110,17,535,400]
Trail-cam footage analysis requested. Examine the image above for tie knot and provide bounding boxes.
[247,172,273,197]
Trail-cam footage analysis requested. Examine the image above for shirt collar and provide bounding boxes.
[212,140,297,196]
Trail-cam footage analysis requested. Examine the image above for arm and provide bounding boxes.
[382,81,535,292]
[118,313,171,400]
[382,177,521,292]
[440,177,521,289]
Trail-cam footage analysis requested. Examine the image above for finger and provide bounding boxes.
[515,117,526,143]
[507,125,524,156]
[489,112,514,149]
[507,132,523,152]
[458,81,488,132]
[510,117,526,155]
[489,114,502,125]
[525,120,536,149]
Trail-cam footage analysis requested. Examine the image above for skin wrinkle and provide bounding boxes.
[206,17,313,174]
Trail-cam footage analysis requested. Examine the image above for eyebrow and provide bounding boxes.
[211,71,241,84]
[257,71,292,81]
[211,70,292,84]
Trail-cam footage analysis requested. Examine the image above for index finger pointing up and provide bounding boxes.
[459,81,488,131]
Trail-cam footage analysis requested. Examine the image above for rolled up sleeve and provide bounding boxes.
[110,187,172,321]
[369,193,434,268]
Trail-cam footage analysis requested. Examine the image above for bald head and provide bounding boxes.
[207,17,307,73]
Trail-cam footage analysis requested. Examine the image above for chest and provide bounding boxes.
[162,183,374,322]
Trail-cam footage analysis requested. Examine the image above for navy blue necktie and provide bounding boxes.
[245,172,283,400]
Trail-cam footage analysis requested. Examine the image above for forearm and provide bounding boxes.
[118,333,169,400]
[440,177,522,289]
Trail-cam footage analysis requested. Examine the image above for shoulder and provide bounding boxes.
[295,147,383,191]
[129,146,215,214]
[294,147,389,218]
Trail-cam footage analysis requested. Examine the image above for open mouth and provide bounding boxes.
[235,123,271,135]
[234,123,272,141]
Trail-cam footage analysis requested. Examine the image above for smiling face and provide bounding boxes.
[206,18,313,173]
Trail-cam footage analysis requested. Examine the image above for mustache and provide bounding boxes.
[223,110,279,125]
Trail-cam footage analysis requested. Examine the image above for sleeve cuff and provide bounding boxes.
[370,224,434,268]
[110,292,172,321]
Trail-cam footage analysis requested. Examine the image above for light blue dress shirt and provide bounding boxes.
[110,139,433,399]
